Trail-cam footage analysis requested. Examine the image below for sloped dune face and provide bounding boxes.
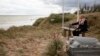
[0,28,53,56]
[4,38,49,56]
[0,27,62,56]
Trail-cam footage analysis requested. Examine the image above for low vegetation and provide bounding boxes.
[33,13,76,27]
[0,12,100,56]
[44,37,64,56]
[83,12,100,40]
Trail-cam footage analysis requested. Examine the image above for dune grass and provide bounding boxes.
[0,12,100,56]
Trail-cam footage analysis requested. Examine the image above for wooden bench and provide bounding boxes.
[62,27,75,37]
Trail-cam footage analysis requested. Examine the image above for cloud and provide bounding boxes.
[0,0,100,15]
[0,0,61,15]
[43,0,100,9]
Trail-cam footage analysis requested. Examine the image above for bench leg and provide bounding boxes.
[81,32,85,37]
[62,29,67,37]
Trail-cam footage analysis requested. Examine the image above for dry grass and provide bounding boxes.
[43,32,66,56]
[0,24,64,56]
[0,12,100,56]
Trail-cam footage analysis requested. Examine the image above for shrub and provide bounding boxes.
[33,18,45,26]
[44,38,64,56]
[48,13,75,24]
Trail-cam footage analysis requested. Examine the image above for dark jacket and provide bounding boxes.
[72,19,88,32]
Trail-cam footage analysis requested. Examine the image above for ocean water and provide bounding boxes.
[0,15,42,30]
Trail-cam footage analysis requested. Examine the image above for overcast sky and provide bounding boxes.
[0,0,100,29]
[0,0,100,16]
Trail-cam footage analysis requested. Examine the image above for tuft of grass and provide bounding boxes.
[0,42,7,56]
[44,35,64,56]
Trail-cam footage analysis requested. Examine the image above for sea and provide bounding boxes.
[0,15,43,30]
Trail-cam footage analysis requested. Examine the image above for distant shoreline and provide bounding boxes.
[0,15,40,30]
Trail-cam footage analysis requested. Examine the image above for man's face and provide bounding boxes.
[80,16,85,19]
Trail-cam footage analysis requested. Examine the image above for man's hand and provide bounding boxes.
[75,28,81,31]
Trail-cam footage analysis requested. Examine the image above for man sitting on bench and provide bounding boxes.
[71,16,88,37]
